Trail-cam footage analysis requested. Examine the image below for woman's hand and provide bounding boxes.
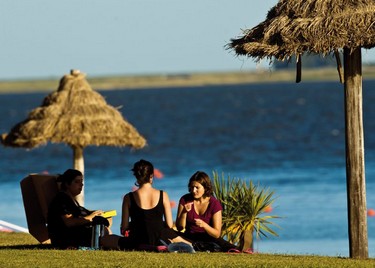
[63,209,103,227]
[86,210,104,222]
[194,218,208,229]
[184,202,193,212]
[192,211,222,239]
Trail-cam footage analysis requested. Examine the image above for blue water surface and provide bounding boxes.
[1,80,375,257]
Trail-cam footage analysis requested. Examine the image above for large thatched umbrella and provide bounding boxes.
[229,0,375,259]
[1,70,146,205]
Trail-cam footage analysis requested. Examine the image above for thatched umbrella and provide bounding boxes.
[229,0,375,259]
[1,70,146,205]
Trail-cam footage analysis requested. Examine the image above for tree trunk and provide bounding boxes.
[238,229,253,252]
[72,146,85,206]
[343,47,368,259]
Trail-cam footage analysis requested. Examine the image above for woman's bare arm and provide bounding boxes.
[162,191,174,228]
[120,194,131,235]
[62,210,103,227]
[195,210,222,238]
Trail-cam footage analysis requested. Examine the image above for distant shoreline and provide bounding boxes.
[1,66,375,94]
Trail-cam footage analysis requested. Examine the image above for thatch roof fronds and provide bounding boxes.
[229,0,375,61]
[2,70,146,149]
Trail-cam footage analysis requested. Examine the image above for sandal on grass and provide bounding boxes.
[227,248,241,254]
[242,248,254,254]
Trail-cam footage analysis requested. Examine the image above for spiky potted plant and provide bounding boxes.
[212,171,280,251]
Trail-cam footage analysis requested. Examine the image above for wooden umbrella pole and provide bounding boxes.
[73,146,85,206]
[343,47,368,259]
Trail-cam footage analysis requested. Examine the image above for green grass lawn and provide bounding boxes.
[1,233,374,267]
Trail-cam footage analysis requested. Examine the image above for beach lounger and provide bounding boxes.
[20,174,59,244]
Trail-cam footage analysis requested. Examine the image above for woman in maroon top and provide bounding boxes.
[176,171,236,252]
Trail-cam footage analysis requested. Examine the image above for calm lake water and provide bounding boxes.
[1,80,375,257]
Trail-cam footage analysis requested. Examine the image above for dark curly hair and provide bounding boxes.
[131,159,154,186]
[188,171,213,197]
[58,169,83,190]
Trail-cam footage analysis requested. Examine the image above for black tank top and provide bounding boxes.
[129,190,165,245]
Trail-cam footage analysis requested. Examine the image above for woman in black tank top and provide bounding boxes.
[116,159,191,250]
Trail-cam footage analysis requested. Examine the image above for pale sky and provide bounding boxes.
[1,0,374,80]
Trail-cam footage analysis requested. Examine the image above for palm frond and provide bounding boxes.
[212,171,280,245]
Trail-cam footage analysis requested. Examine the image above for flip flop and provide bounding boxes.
[243,248,254,254]
[227,248,241,254]
[138,244,168,252]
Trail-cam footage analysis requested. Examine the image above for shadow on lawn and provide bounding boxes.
[0,244,54,250]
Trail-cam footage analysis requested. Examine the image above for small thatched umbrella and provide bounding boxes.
[1,70,146,205]
[229,0,375,259]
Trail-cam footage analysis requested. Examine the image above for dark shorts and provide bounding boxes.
[118,227,178,250]
[50,226,93,249]
[178,231,236,252]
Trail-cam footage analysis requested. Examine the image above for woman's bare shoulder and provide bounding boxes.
[162,190,170,198]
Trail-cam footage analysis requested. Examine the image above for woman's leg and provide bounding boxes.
[170,235,192,245]
[211,237,237,252]
[160,228,192,245]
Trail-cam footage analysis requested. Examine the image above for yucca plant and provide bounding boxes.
[212,171,280,250]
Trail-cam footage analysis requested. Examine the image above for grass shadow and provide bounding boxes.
[0,244,54,250]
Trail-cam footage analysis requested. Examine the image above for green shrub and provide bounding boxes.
[212,171,280,246]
